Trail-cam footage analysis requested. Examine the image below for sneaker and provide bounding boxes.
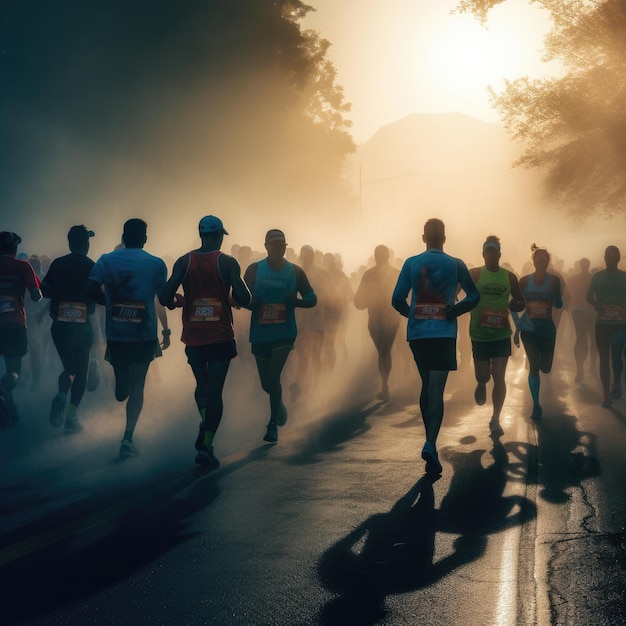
[263,422,278,444]
[421,442,442,475]
[195,445,219,468]
[611,382,622,399]
[474,382,487,406]
[274,403,288,427]
[64,417,84,433]
[377,388,390,402]
[530,405,543,420]
[49,393,66,428]
[195,421,205,451]
[119,439,139,459]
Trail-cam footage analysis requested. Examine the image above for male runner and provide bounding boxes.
[87,219,170,458]
[586,245,626,407]
[244,229,317,443]
[42,225,98,432]
[469,235,525,436]
[392,219,478,474]
[0,232,42,427]
[354,244,401,402]
[159,215,251,467]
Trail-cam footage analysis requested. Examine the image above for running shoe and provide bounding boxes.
[489,419,504,436]
[274,403,288,427]
[119,439,139,459]
[64,417,84,433]
[195,445,219,468]
[49,393,66,428]
[195,421,205,451]
[474,382,487,406]
[377,388,390,402]
[421,442,442,475]
[263,422,278,443]
[530,405,543,420]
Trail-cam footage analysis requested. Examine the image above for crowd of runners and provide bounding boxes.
[1,216,626,475]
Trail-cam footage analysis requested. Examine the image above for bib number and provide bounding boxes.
[112,301,145,323]
[258,303,286,324]
[414,303,446,321]
[57,301,87,323]
[190,298,222,322]
[480,309,508,329]
[0,296,17,314]
[599,304,625,322]
[527,301,551,319]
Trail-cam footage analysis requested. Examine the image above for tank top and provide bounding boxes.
[470,267,512,342]
[518,273,557,338]
[181,251,234,346]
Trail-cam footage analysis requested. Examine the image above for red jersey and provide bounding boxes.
[180,251,234,346]
[0,256,40,327]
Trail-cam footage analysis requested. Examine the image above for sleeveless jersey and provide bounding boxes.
[181,251,234,346]
[518,273,558,338]
[470,267,512,342]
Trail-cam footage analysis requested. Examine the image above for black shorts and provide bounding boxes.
[251,339,294,360]
[520,331,555,355]
[185,341,237,368]
[409,337,457,371]
[51,320,94,370]
[105,340,161,367]
[0,325,28,358]
[472,338,512,361]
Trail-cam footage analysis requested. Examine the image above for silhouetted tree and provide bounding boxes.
[0,0,354,220]
[456,0,626,221]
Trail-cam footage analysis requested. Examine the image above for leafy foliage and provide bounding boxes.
[457,0,626,220]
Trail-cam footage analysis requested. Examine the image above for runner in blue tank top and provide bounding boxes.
[244,229,316,444]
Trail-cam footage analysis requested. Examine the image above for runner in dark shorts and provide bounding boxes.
[392,219,478,475]
[160,215,251,468]
[0,231,42,427]
[87,219,170,459]
[41,225,98,432]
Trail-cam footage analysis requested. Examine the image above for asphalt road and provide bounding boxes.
[1,337,626,625]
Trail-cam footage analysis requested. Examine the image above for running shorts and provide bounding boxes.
[251,338,294,360]
[409,337,457,371]
[185,340,237,367]
[471,338,511,361]
[105,339,161,366]
[0,325,27,358]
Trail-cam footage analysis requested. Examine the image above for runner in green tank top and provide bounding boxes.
[469,236,525,436]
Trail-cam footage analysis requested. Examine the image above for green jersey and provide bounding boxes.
[470,267,512,342]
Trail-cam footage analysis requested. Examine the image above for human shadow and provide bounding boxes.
[317,434,537,624]
[0,445,270,624]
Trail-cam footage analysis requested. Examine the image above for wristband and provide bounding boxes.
[162,329,171,337]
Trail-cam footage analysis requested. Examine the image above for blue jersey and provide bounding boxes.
[89,248,167,342]
[392,248,478,341]
[518,273,560,338]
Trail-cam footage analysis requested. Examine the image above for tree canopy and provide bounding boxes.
[0,0,354,227]
[456,0,626,221]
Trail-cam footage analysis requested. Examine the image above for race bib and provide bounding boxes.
[414,303,446,321]
[599,304,625,322]
[527,301,551,319]
[480,309,508,329]
[57,301,87,323]
[0,296,17,314]
[112,301,145,323]
[190,297,222,322]
[258,303,286,324]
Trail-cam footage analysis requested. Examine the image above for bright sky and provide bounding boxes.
[304,0,559,143]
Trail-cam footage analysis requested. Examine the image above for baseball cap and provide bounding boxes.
[483,240,501,252]
[0,231,22,248]
[68,225,95,241]
[199,215,228,235]
[265,229,287,244]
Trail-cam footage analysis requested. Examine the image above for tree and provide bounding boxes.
[456,0,626,221]
[0,0,354,233]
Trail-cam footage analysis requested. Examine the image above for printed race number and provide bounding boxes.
[258,303,286,324]
[414,303,446,321]
[190,298,222,322]
[57,301,87,323]
[112,301,145,323]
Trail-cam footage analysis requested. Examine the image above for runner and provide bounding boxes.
[569,257,597,383]
[353,244,401,402]
[0,232,42,427]
[392,219,479,474]
[469,235,525,436]
[586,245,626,407]
[41,225,98,432]
[159,215,251,468]
[513,244,563,420]
[86,218,170,458]
[244,229,317,443]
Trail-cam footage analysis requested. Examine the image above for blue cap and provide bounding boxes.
[199,215,228,235]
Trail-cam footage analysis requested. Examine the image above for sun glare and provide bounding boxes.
[423,15,530,106]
